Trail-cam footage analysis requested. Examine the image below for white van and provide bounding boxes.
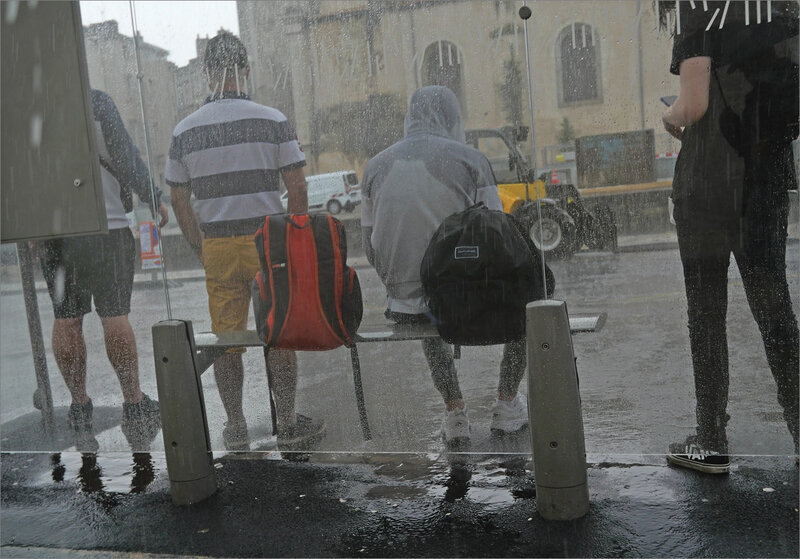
[281,170,361,215]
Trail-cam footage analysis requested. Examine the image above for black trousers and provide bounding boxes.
[675,191,799,452]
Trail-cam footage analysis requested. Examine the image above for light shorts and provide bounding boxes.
[202,235,261,353]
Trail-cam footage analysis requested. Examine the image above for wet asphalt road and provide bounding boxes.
[1,241,799,557]
[2,242,798,456]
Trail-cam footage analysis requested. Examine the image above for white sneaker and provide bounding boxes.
[441,406,471,447]
[490,393,529,435]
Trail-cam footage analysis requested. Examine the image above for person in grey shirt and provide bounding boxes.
[361,86,529,449]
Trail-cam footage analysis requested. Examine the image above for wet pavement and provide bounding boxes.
[2,232,799,556]
[1,449,798,557]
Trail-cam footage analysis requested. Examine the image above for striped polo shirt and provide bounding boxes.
[165,92,306,237]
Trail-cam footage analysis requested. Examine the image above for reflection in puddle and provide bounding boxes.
[46,452,159,497]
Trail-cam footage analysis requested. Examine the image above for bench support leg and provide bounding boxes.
[153,320,217,505]
[263,347,278,436]
[526,300,589,521]
[349,345,372,441]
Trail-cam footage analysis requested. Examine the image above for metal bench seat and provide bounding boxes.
[192,313,607,441]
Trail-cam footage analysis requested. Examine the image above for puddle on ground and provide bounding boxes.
[34,452,164,495]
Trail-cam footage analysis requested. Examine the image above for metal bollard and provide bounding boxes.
[527,300,589,520]
[153,320,217,505]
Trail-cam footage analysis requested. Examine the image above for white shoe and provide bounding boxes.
[441,406,471,447]
[490,393,529,435]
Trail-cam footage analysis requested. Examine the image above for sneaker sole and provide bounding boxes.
[224,441,251,452]
[75,438,100,453]
[490,422,529,437]
[441,431,471,451]
[666,453,730,474]
[278,426,326,452]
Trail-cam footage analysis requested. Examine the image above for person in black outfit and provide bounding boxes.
[660,0,799,473]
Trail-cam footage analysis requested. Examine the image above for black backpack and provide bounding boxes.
[420,203,554,346]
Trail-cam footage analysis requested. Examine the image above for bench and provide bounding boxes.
[192,313,607,441]
[153,303,603,508]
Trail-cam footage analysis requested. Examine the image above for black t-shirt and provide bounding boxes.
[670,0,798,220]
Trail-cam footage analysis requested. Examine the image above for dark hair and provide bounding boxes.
[203,31,247,80]
[654,0,675,33]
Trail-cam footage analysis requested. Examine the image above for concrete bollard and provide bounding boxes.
[152,320,217,505]
[526,300,589,520]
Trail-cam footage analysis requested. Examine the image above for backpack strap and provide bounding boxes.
[266,216,291,346]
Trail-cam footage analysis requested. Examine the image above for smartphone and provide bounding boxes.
[660,95,677,107]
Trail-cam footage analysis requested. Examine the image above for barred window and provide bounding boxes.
[557,23,600,105]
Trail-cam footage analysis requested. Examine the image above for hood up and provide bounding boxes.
[403,86,465,143]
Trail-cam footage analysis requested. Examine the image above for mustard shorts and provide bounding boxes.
[202,236,261,352]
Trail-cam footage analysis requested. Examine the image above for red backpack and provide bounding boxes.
[252,213,363,350]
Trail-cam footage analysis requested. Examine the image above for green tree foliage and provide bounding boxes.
[315,93,405,165]
[497,45,524,127]
[557,116,577,144]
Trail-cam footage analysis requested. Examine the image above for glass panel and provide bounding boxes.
[2,0,796,466]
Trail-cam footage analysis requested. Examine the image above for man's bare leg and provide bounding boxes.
[267,349,298,429]
[100,315,143,404]
[213,352,246,424]
[52,317,89,404]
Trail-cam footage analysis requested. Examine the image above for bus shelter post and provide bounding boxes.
[526,300,589,520]
[152,320,216,505]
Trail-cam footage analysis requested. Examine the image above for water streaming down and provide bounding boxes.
[0,0,796,465]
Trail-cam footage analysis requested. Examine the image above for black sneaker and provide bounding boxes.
[68,400,99,453]
[667,435,730,474]
[222,419,250,451]
[277,414,326,452]
[121,394,162,451]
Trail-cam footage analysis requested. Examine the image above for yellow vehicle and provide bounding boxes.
[466,126,617,258]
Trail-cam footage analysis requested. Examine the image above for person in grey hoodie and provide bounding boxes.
[361,86,529,449]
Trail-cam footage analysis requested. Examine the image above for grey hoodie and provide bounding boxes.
[361,86,502,313]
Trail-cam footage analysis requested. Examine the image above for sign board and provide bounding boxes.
[1,2,106,243]
[138,221,163,270]
[575,129,655,188]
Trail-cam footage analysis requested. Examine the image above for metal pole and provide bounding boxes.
[521,1,538,173]
[17,242,55,437]
[129,1,172,320]
[152,320,216,505]
[520,1,549,299]
[636,0,646,130]
[526,300,589,520]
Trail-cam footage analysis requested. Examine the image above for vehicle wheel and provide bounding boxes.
[326,199,343,215]
[528,211,577,258]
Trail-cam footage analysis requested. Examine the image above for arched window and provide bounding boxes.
[557,23,601,105]
[421,40,464,109]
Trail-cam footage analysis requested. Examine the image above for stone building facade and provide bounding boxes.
[237,0,680,179]
[83,21,178,188]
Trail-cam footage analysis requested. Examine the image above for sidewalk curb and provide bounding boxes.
[3,236,795,296]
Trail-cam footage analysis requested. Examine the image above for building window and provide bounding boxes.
[420,40,464,109]
[557,23,600,105]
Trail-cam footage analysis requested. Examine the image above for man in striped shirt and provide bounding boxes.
[166,32,324,452]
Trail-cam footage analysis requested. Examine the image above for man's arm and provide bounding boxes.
[360,177,376,266]
[362,226,376,266]
[170,186,203,262]
[662,56,711,139]
[94,90,164,211]
[282,167,308,214]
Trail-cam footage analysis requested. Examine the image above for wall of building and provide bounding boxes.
[83,21,178,188]
[236,0,680,182]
